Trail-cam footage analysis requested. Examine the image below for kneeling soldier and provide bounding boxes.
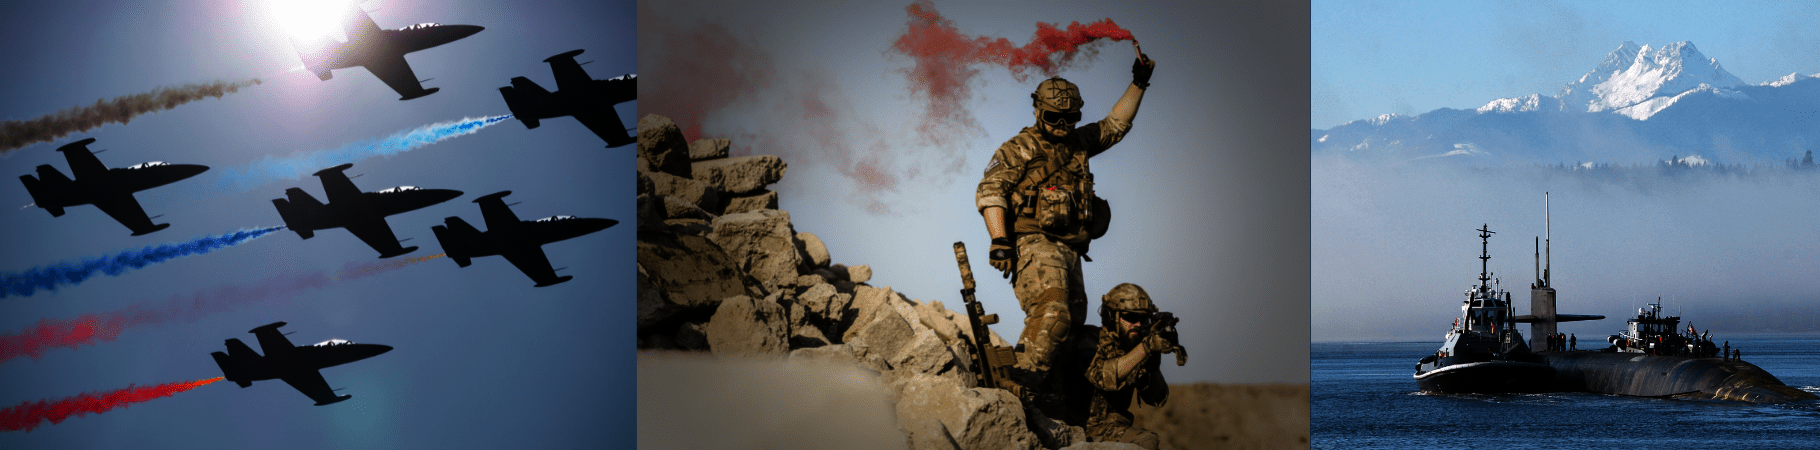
[1084,283,1178,449]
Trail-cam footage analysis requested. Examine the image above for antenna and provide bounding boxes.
[1477,224,1494,288]
[1545,192,1551,286]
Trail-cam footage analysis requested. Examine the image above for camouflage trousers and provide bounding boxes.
[1012,233,1089,377]
[1088,425,1160,450]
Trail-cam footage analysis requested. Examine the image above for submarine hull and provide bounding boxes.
[1546,352,1817,403]
[1415,361,1556,394]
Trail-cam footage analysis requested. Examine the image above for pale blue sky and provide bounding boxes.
[1312,0,1820,129]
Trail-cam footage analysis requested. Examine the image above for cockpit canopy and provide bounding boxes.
[536,215,577,222]
[125,161,169,169]
[608,74,637,81]
[377,186,421,194]
[312,338,353,347]
[400,23,441,31]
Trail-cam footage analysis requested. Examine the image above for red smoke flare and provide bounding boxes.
[890,0,1137,145]
[0,255,445,363]
[1,377,223,432]
[638,1,777,143]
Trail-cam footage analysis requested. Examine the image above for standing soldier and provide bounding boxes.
[976,44,1155,390]
[1084,283,1175,449]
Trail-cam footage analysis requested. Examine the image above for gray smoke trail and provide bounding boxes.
[0,79,263,154]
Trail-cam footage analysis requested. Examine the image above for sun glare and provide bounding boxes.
[270,0,350,43]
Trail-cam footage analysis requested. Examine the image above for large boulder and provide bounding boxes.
[692,155,787,195]
[689,138,731,161]
[637,114,693,177]
[797,231,832,268]
[709,209,806,288]
[724,190,779,215]
[703,295,790,357]
[646,170,721,215]
[892,373,1039,450]
[637,234,751,323]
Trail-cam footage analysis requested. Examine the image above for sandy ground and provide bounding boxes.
[1131,383,1310,450]
[640,351,1309,450]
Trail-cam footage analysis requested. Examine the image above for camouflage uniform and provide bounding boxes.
[1083,305,1168,449]
[976,78,1132,378]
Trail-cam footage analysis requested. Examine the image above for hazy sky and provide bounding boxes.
[644,0,1310,384]
[0,0,633,447]
[1311,2,1820,343]
[1311,0,1820,129]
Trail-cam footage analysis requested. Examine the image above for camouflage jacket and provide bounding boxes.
[975,117,1131,247]
[1083,326,1168,435]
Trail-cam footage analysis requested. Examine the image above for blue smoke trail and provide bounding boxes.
[212,115,512,192]
[1,226,285,298]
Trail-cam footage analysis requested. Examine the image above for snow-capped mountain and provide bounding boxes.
[1314,41,1820,164]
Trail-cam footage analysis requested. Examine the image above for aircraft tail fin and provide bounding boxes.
[211,351,254,387]
[315,394,353,406]
[18,172,62,217]
[275,189,323,238]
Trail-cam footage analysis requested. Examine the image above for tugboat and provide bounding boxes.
[1414,225,1554,393]
[1606,300,1718,357]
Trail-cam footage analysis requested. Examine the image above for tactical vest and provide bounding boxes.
[1011,134,1110,248]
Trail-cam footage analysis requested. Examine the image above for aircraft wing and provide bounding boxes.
[573,110,632,148]
[501,246,565,286]
[315,169,364,205]
[279,370,347,406]
[92,192,162,235]
[58,139,108,180]
[549,53,590,94]
[251,324,298,359]
[364,54,432,100]
[476,194,520,232]
[345,215,411,257]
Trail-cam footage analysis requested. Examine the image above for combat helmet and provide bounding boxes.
[1099,282,1157,327]
[1031,77,1084,126]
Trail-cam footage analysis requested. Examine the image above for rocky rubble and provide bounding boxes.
[636,114,1127,449]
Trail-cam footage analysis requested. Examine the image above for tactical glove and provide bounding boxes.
[1144,332,1175,355]
[988,237,1016,279]
[1132,53,1155,89]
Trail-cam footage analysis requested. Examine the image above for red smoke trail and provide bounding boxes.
[1,377,223,432]
[0,255,445,363]
[890,0,1137,146]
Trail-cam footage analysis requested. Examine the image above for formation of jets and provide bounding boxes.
[211,322,392,406]
[13,3,630,409]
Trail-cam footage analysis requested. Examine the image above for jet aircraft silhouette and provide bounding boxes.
[430,191,617,287]
[272,163,461,258]
[293,4,483,100]
[18,138,208,236]
[498,49,637,147]
[211,321,392,406]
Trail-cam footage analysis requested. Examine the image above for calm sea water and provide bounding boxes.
[1313,335,1820,449]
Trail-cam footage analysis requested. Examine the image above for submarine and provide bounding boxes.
[1519,193,1817,403]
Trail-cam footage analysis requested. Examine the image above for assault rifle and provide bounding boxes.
[1140,311,1188,366]
[953,241,1020,391]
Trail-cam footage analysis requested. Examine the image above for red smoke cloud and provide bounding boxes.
[890,0,1136,145]
[0,255,443,363]
[640,1,1135,213]
[1,377,223,432]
